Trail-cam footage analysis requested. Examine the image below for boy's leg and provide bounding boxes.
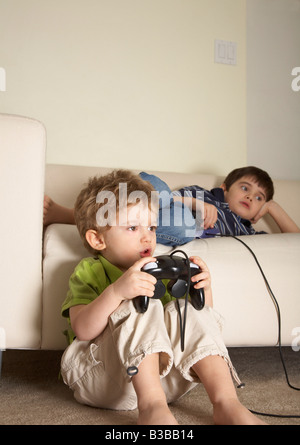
[164,300,266,424]
[132,352,178,425]
[192,356,266,425]
[114,298,177,424]
[61,299,174,413]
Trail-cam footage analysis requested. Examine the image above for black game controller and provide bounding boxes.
[133,254,205,313]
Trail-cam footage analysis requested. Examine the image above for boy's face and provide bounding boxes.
[221,176,267,221]
[97,203,157,271]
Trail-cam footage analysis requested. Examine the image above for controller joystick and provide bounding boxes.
[133,255,205,313]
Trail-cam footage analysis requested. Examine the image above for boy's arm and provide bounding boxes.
[173,196,218,229]
[70,257,157,341]
[70,286,124,341]
[252,200,300,233]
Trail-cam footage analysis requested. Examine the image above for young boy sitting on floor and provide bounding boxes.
[60,169,265,424]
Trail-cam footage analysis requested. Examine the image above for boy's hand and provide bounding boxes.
[111,257,157,302]
[189,256,211,291]
[251,200,274,223]
[189,256,213,307]
[70,257,157,341]
[251,200,300,233]
[203,203,218,229]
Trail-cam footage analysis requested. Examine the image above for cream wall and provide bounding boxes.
[247,0,300,180]
[0,0,246,177]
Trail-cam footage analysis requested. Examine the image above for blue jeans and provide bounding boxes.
[139,172,196,246]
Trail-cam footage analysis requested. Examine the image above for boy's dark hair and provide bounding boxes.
[223,166,274,201]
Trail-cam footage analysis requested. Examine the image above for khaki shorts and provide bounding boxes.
[61,299,239,410]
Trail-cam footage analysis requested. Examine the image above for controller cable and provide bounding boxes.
[170,249,191,353]
[127,250,192,377]
[160,239,299,419]
[221,234,300,419]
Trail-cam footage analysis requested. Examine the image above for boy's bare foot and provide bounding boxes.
[43,195,75,226]
[213,398,267,425]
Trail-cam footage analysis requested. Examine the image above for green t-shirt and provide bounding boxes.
[61,255,175,344]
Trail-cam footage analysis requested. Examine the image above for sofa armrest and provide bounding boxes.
[0,114,45,348]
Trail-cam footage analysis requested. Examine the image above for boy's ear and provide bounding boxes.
[220,183,227,191]
[85,229,106,251]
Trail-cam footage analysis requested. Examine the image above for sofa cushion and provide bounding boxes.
[181,233,300,346]
[42,221,300,348]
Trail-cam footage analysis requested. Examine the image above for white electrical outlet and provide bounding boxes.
[0,67,6,91]
[215,40,237,65]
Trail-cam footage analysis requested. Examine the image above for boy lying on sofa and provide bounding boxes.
[43,166,300,246]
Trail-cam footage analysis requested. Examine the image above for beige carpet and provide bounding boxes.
[0,347,299,426]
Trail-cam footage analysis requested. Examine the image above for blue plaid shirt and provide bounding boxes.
[173,186,265,238]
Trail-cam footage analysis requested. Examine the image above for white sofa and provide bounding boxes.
[1,113,300,355]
